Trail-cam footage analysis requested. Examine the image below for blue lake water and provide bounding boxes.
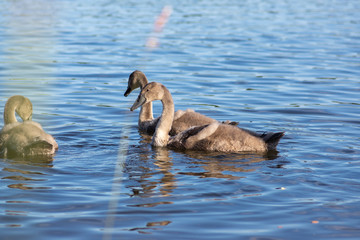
[1,0,360,239]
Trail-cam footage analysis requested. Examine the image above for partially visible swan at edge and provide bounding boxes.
[130,82,284,153]
[0,95,58,158]
[124,70,237,136]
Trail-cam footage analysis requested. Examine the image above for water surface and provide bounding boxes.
[1,0,360,239]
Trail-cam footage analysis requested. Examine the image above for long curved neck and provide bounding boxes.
[152,87,174,147]
[4,99,18,124]
[138,75,153,123]
[139,102,153,122]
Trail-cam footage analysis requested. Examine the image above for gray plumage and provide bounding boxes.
[124,70,238,136]
[131,82,284,153]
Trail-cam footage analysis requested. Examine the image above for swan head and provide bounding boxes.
[130,82,164,111]
[16,96,33,121]
[124,70,148,97]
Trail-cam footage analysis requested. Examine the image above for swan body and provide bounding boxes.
[170,108,218,136]
[0,95,58,157]
[124,70,237,135]
[130,82,284,153]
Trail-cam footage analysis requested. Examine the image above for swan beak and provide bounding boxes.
[130,95,146,111]
[124,87,132,97]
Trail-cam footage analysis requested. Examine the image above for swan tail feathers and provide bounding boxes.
[265,132,285,150]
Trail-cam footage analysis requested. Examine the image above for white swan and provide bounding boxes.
[124,70,237,135]
[130,82,284,152]
[0,95,58,157]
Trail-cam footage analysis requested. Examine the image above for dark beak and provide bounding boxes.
[124,87,132,97]
[130,95,146,111]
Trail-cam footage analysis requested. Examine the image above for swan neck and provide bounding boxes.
[139,102,154,122]
[138,74,148,89]
[4,99,18,124]
[153,88,174,147]
[138,74,153,122]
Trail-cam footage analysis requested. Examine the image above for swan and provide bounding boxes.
[124,70,158,134]
[0,95,58,157]
[130,82,284,152]
[124,70,237,135]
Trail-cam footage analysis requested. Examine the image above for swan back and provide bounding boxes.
[168,122,284,152]
[170,109,217,136]
[0,121,58,157]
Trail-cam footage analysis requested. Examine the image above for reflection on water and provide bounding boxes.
[119,144,285,236]
[126,139,281,198]
[128,220,172,235]
[2,157,53,190]
[1,0,360,239]
[1,157,53,231]
[1,5,61,235]
[1,0,58,100]
[179,151,279,180]
[0,0,58,195]
[126,140,176,199]
[152,148,176,197]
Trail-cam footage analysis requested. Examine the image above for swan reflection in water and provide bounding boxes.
[1,155,53,229]
[178,150,282,180]
[123,135,283,234]
[126,134,176,199]
[1,156,53,190]
[126,133,282,199]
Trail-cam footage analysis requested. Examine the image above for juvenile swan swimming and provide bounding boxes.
[131,82,284,152]
[124,70,158,134]
[124,70,237,135]
[0,95,58,157]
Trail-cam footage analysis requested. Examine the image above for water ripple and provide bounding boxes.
[1,0,360,239]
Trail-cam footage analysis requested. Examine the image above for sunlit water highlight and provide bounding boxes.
[1,0,360,239]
